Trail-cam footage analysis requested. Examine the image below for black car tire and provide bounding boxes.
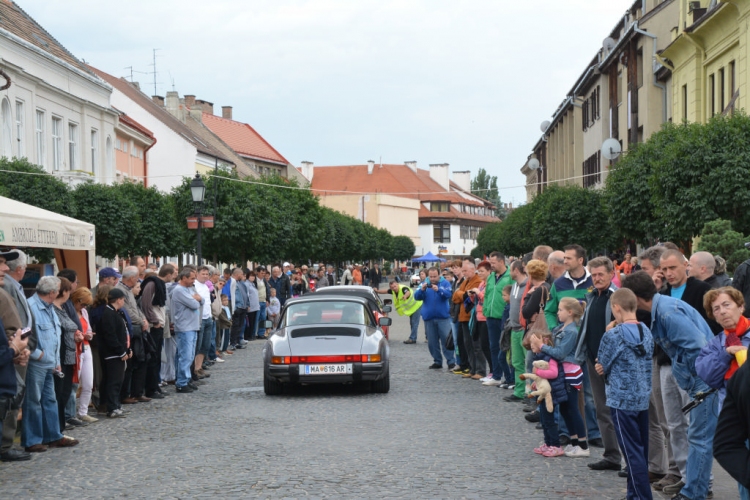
[371,369,390,394]
[264,372,284,395]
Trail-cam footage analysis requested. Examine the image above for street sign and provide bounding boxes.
[186,215,214,229]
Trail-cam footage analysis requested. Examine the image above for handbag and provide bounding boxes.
[522,285,550,350]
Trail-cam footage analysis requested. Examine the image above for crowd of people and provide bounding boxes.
[0,253,353,461]
[395,245,748,500]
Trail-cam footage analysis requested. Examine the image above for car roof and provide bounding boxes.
[315,286,381,299]
[284,295,369,306]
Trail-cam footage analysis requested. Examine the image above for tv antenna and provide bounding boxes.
[601,138,622,161]
[123,66,148,83]
[148,48,162,96]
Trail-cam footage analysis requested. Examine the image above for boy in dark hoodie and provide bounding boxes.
[596,288,654,500]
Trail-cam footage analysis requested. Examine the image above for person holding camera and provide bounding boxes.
[414,267,455,370]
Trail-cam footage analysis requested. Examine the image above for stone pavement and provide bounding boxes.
[0,295,739,499]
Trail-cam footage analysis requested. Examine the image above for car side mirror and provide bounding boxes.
[378,317,392,327]
[383,298,393,305]
[263,320,273,329]
[383,305,392,313]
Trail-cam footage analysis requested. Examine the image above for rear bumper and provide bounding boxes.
[267,362,386,383]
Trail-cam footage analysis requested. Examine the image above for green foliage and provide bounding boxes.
[0,158,72,215]
[475,204,537,257]
[696,219,750,274]
[391,235,416,262]
[471,168,505,219]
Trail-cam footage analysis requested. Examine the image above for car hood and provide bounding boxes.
[287,325,365,355]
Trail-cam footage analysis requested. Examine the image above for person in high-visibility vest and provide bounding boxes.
[389,280,423,344]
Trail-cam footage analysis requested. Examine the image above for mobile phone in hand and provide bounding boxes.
[20,327,32,340]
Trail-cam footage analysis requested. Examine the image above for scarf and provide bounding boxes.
[139,275,167,307]
[724,315,750,380]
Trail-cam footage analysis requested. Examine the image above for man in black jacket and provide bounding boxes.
[713,361,750,494]
[98,288,131,418]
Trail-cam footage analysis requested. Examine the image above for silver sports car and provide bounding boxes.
[262,295,391,395]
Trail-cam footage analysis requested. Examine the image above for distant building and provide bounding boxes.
[307,161,499,258]
[0,1,117,186]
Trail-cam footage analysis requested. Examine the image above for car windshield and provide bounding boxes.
[282,302,371,327]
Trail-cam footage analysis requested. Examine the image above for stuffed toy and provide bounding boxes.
[519,360,553,413]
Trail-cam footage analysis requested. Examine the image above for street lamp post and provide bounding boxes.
[190,173,206,265]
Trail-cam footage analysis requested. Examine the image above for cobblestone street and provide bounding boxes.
[0,294,739,499]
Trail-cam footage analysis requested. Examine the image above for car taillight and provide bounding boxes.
[273,355,382,364]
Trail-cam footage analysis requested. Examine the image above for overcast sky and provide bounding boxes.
[23,0,633,204]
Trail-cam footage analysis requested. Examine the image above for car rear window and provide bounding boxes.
[282,302,373,328]
[290,327,361,338]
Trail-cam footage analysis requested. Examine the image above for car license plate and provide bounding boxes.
[302,364,352,375]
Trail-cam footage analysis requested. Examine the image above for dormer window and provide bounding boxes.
[431,202,450,212]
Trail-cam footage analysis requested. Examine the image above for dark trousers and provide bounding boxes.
[103,358,126,412]
[145,327,164,396]
[121,357,147,399]
[230,309,247,346]
[540,403,560,447]
[611,408,652,500]
[244,310,258,340]
[1,364,25,452]
[478,321,492,374]
[53,364,74,432]
[559,387,587,440]
[458,321,473,371]
[587,358,622,464]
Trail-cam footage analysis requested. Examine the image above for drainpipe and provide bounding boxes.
[633,23,668,124]
[142,135,157,188]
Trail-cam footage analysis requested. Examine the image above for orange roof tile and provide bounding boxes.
[201,113,288,166]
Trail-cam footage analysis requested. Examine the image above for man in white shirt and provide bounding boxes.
[193,266,213,380]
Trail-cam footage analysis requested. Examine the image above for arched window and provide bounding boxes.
[1,98,13,157]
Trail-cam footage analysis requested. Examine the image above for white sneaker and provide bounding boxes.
[215,357,225,363]
[563,444,575,454]
[564,445,590,458]
[482,379,503,386]
[506,384,515,390]
[479,376,492,382]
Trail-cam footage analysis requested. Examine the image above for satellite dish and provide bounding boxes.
[527,158,540,170]
[603,37,616,53]
[601,138,622,161]
[540,120,551,133]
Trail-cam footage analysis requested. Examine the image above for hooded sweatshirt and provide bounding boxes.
[597,322,654,411]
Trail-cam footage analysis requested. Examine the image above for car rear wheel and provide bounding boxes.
[264,372,284,395]
[371,368,390,394]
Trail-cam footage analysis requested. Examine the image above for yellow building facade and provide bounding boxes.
[661,0,748,123]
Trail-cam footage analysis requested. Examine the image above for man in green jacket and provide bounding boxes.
[483,252,514,386]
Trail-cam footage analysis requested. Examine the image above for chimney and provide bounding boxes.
[184,95,196,108]
[152,95,164,107]
[452,170,471,192]
[300,161,314,181]
[429,163,450,191]
[195,99,214,115]
[165,91,186,123]
[189,107,202,123]
[132,81,140,91]
[222,106,233,120]
[367,160,375,175]
[404,161,417,173]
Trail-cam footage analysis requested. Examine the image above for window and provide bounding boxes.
[122,141,128,154]
[51,117,62,170]
[35,110,45,167]
[637,50,644,88]
[430,202,449,212]
[582,151,601,188]
[15,101,24,158]
[709,74,715,116]
[105,136,113,174]
[719,67,725,113]
[433,223,451,243]
[115,138,121,150]
[460,225,480,240]
[68,122,78,170]
[90,129,99,175]
[1,99,12,157]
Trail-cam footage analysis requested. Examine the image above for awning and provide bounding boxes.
[0,195,96,287]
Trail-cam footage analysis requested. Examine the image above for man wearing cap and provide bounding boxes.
[93,267,121,297]
[283,262,292,276]
[0,250,32,461]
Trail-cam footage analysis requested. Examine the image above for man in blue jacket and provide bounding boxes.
[622,271,716,500]
[414,267,455,370]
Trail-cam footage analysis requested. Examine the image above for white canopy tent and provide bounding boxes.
[0,195,96,287]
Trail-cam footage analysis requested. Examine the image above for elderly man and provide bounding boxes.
[170,268,203,393]
[547,251,566,282]
[688,251,721,289]
[268,266,292,306]
[140,263,173,399]
[23,276,78,451]
[622,271,718,500]
[224,267,249,350]
[117,266,150,404]
[0,250,32,461]
[452,259,484,379]
[326,265,336,287]
[340,265,354,286]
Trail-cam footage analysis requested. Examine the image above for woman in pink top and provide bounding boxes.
[469,261,492,381]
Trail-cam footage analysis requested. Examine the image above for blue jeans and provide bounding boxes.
[681,388,718,500]
[21,362,63,447]
[175,330,197,388]
[540,403,560,447]
[257,302,267,337]
[450,318,461,367]
[408,312,420,342]
[65,383,78,420]
[208,321,217,360]
[198,318,213,358]
[486,318,513,383]
[741,483,750,500]
[581,363,602,440]
[424,318,455,367]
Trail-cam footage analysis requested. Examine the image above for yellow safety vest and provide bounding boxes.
[392,286,422,317]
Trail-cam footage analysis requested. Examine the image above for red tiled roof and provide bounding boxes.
[201,113,288,166]
[311,164,499,224]
[114,108,155,141]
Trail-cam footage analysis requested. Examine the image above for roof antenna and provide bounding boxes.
[379,155,382,168]
[148,48,161,96]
